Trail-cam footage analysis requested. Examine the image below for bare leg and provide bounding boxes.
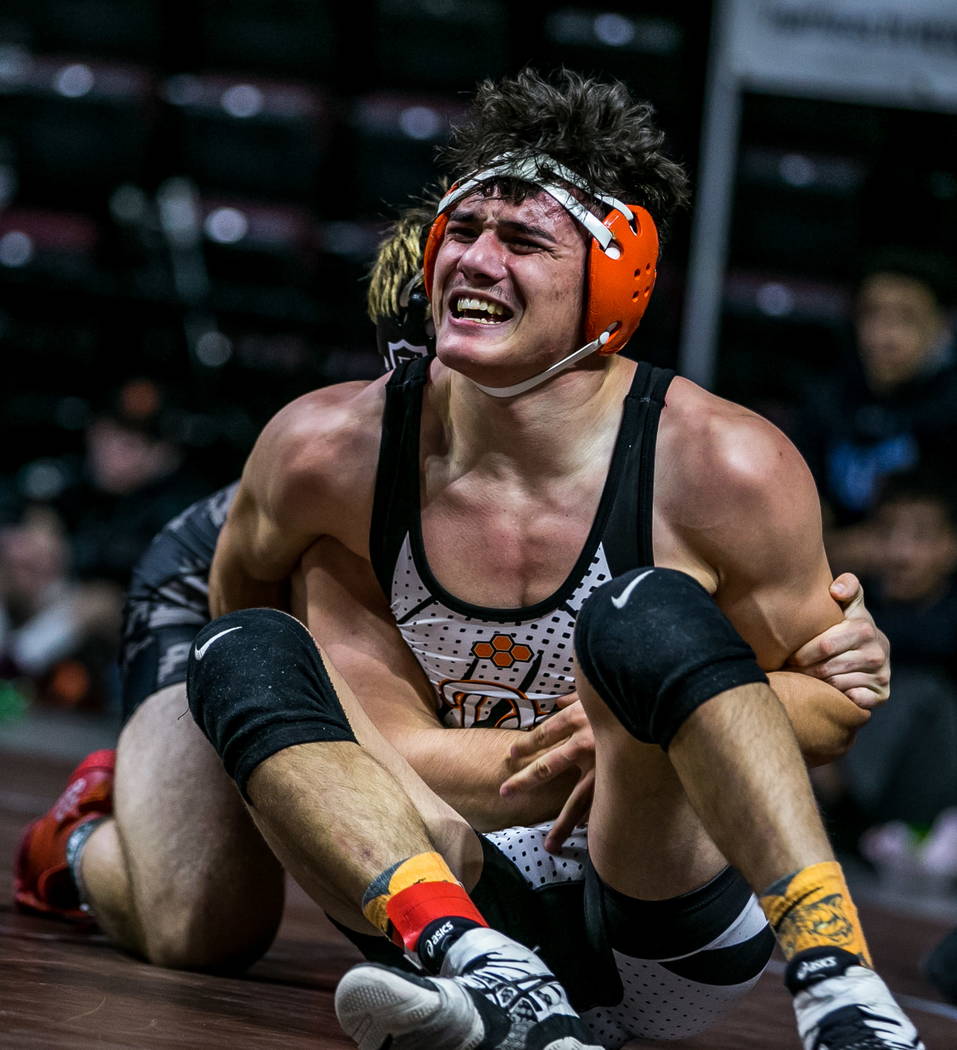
[185,609,600,1048]
[240,643,483,934]
[82,684,285,969]
[667,682,834,887]
[581,676,831,899]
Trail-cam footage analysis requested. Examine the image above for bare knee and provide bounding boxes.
[139,883,284,972]
[114,684,285,971]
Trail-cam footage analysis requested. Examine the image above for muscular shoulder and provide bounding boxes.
[255,378,384,467]
[655,378,837,666]
[245,376,388,537]
[656,377,822,576]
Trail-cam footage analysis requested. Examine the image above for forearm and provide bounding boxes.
[393,724,576,831]
[767,670,870,766]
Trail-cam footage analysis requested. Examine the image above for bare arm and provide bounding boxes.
[209,381,374,618]
[765,671,866,764]
[208,377,571,829]
[787,573,890,710]
[661,393,871,761]
[296,537,576,831]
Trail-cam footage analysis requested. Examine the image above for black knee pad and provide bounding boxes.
[575,567,767,750]
[187,608,356,799]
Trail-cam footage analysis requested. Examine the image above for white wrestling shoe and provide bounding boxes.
[786,947,925,1049]
[334,926,602,1050]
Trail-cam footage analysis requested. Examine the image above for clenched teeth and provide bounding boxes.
[454,296,510,322]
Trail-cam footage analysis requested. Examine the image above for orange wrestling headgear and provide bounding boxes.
[422,153,658,397]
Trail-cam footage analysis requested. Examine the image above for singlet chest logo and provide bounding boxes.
[471,634,533,669]
[438,633,549,729]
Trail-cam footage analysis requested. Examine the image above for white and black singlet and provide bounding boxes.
[369,355,674,732]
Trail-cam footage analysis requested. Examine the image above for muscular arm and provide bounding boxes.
[295,537,575,831]
[209,381,375,618]
[658,384,871,762]
[209,377,565,829]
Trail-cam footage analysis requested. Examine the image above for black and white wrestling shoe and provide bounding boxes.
[786,947,925,1049]
[334,926,602,1050]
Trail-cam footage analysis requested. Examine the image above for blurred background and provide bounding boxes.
[1,0,957,909]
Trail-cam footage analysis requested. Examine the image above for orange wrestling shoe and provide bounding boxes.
[14,749,115,921]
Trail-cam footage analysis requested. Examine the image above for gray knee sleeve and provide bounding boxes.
[574,567,767,749]
[187,608,356,799]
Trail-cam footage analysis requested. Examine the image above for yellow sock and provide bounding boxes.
[759,860,871,965]
[360,851,486,954]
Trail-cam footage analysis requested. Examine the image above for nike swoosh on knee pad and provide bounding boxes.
[194,626,243,660]
[611,569,654,610]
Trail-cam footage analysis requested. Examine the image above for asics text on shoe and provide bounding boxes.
[786,947,924,1050]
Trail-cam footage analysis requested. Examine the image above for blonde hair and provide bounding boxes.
[366,186,445,322]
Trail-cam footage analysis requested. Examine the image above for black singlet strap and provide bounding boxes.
[636,364,675,564]
[602,362,675,576]
[369,357,431,598]
[369,357,674,600]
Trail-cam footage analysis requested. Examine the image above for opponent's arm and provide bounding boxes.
[297,537,577,831]
[501,573,888,848]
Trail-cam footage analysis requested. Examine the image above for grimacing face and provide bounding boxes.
[855,273,947,392]
[430,189,587,389]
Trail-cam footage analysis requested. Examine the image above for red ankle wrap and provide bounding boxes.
[385,881,487,952]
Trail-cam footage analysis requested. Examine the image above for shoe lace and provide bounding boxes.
[815,1005,920,1050]
[459,950,563,1020]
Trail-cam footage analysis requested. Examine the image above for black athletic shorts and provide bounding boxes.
[119,484,236,723]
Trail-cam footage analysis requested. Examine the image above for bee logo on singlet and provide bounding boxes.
[438,634,549,729]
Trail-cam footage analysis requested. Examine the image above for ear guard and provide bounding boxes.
[422,153,659,357]
[375,273,435,372]
[583,204,658,355]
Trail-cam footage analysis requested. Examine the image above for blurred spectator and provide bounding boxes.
[0,378,206,713]
[37,378,207,587]
[817,468,957,884]
[0,506,122,709]
[795,247,957,576]
[863,468,957,674]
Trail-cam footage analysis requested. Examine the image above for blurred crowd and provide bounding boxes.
[0,376,206,713]
[789,246,957,899]
[2,244,957,905]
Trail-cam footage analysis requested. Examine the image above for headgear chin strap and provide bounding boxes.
[422,152,659,398]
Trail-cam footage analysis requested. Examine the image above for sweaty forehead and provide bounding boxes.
[451,188,584,244]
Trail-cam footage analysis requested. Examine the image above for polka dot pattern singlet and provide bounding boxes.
[369,356,674,732]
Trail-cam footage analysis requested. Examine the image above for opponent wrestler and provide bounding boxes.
[185,71,918,1049]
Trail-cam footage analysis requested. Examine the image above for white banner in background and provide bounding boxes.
[729,0,957,112]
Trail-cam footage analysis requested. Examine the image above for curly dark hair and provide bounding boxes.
[439,68,689,240]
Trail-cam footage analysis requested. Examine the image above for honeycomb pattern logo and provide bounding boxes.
[471,634,533,669]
